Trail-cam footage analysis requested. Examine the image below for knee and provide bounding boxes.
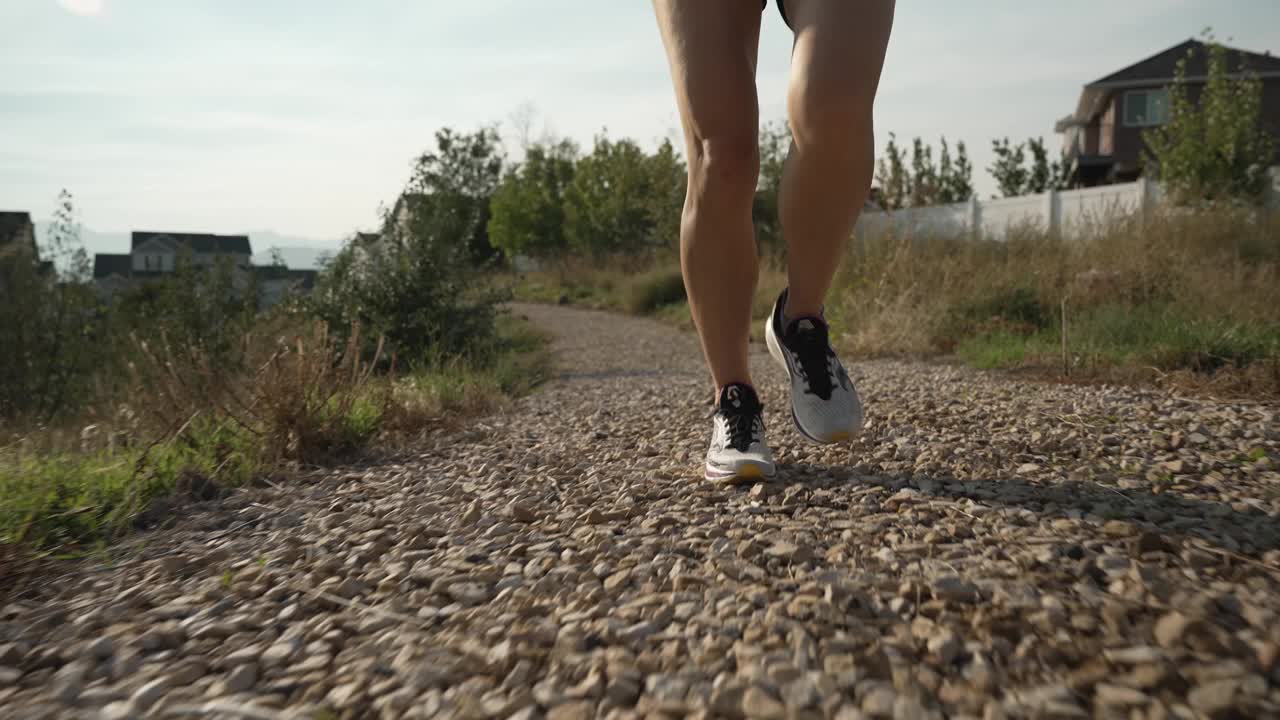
[788,79,874,152]
[689,133,759,205]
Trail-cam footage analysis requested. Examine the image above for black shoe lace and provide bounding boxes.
[790,323,835,401]
[723,408,759,452]
[717,385,761,452]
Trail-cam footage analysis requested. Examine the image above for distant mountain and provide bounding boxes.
[33,223,351,270]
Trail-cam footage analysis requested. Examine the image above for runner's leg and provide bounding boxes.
[777,0,894,320]
[652,0,762,392]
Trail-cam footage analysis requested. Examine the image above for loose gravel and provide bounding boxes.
[1,302,1278,719]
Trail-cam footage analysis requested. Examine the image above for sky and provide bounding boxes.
[3,0,1279,256]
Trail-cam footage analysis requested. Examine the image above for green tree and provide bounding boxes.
[564,133,659,257]
[403,127,505,266]
[487,139,578,262]
[754,120,791,250]
[989,138,1029,198]
[939,138,975,203]
[990,137,1066,197]
[310,213,502,367]
[1145,37,1276,203]
[874,133,910,210]
[1025,137,1067,194]
[876,135,972,207]
[644,137,687,252]
[909,138,938,207]
[0,190,102,421]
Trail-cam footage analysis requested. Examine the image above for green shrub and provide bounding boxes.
[624,267,686,314]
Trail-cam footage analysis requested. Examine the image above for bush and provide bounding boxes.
[624,267,686,314]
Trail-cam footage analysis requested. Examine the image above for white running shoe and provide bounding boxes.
[704,383,776,482]
[764,288,864,443]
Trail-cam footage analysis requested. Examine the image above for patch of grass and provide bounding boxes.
[503,255,789,336]
[945,301,1280,386]
[0,313,551,553]
[624,267,686,314]
[955,331,1030,369]
[0,420,257,548]
[833,205,1280,395]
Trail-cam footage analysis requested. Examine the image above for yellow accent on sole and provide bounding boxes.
[735,464,764,479]
[826,431,852,443]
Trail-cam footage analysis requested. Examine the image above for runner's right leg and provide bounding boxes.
[652,1,773,480]
[651,0,762,394]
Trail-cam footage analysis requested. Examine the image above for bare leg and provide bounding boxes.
[779,0,895,320]
[652,0,762,392]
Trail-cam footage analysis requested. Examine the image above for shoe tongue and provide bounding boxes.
[787,316,825,337]
[717,383,760,412]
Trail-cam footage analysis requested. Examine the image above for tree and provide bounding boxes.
[989,138,1029,198]
[875,134,972,208]
[1145,36,1277,203]
[644,137,687,251]
[564,133,661,257]
[403,127,505,266]
[0,190,103,421]
[938,138,975,203]
[874,133,910,210]
[1026,137,1068,194]
[909,138,939,207]
[754,120,791,251]
[487,139,578,262]
[989,137,1065,197]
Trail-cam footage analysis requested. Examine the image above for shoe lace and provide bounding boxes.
[717,385,761,452]
[790,322,836,401]
[724,409,760,452]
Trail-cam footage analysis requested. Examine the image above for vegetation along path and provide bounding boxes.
[3,303,1279,719]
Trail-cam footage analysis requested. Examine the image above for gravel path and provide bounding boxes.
[2,302,1279,720]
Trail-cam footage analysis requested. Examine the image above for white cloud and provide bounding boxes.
[56,0,104,17]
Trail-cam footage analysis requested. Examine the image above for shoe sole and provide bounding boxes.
[704,461,774,483]
[764,300,858,445]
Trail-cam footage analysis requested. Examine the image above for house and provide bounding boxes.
[0,211,53,285]
[1055,39,1280,186]
[254,264,319,309]
[0,211,37,256]
[128,230,252,273]
[92,230,322,307]
[93,231,252,297]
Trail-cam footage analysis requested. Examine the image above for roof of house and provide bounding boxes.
[1063,39,1280,128]
[131,231,252,255]
[0,211,33,245]
[93,253,132,279]
[1089,39,1280,88]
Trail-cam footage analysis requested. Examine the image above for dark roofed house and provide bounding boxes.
[0,211,37,256]
[128,231,252,274]
[254,264,319,308]
[0,211,51,288]
[92,253,131,280]
[1056,39,1280,186]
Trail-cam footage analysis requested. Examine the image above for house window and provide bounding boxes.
[1124,89,1169,127]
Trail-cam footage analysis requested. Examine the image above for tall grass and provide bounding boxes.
[831,206,1280,392]
[0,311,550,551]
[507,252,790,327]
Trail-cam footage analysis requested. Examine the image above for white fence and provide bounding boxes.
[856,166,1280,242]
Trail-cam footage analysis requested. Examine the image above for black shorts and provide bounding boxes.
[762,0,792,29]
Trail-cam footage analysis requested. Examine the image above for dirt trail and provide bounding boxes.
[2,302,1278,719]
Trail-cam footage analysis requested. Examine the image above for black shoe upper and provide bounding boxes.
[716,383,764,452]
[773,289,837,401]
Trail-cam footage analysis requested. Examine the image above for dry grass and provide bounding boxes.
[830,206,1280,395]
[0,312,551,551]
[507,252,790,332]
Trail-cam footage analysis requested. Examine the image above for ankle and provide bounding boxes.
[782,297,824,326]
